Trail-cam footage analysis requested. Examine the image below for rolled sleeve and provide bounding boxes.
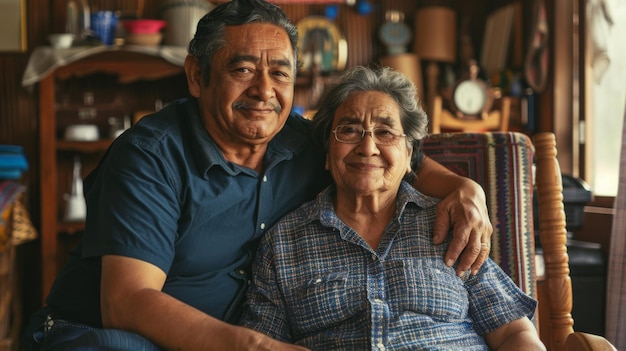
[466,259,538,335]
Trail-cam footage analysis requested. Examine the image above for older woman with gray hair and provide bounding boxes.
[311,65,428,174]
[311,65,428,152]
[240,65,544,350]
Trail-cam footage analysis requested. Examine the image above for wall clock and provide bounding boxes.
[378,10,412,56]
[451,60,493,118]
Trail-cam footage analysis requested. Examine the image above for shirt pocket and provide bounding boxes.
[288,271,365,332]
[400,259,469,321]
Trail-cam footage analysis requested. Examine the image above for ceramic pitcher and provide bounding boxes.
[160,0,215,47]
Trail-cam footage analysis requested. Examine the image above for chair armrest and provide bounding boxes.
[565,332,617,351]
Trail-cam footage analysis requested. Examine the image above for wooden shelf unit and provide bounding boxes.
[38,50,186,299]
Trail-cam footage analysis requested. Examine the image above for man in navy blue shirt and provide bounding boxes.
[25,0,493,350]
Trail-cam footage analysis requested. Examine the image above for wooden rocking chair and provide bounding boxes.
[422,132,616,350]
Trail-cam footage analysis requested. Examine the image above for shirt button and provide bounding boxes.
[260,223,266,230]
[237,269,245,275]
[377,343,385,350]
[262,175,268,182]
[373,298,383,304]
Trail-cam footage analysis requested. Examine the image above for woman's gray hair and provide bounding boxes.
[188,0,299,85]
[311,65,429,155]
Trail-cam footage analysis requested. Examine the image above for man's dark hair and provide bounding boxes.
[188,0,299,84]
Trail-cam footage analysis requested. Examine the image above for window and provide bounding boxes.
[584,0,626,196]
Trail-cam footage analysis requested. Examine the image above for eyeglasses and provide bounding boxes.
[332,124,407,146]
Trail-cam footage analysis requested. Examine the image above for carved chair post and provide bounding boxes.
[533,132,575,351]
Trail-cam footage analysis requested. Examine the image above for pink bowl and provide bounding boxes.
[122,19,166,34]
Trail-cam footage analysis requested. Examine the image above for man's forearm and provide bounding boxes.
[412,156,473,198]
[104,287,244,350]
[104,286,307,351]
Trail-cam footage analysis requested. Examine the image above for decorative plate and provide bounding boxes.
[297,16,347,74]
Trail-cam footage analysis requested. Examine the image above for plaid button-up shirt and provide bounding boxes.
[240,182,537,350]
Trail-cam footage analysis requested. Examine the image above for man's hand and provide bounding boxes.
[432,178,493,276]
[412,156,493,276]
[241,327,311,351]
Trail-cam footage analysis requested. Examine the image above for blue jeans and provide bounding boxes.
[24,308,162,351]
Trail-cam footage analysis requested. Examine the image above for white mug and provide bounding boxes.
[64,195,87,222]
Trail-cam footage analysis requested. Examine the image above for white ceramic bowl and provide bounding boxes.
[64,124,100,141]
[48,33,75,49]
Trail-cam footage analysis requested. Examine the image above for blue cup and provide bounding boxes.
[91,11,117,45]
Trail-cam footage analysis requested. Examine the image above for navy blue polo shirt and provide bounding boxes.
[45,98,331,326]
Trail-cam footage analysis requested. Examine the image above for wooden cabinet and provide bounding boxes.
[37,49,188,299]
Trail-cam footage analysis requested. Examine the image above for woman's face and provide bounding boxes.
[326,91,412,197]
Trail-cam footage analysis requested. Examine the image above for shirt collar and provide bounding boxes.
[314,181,441,229]
[183,98,312,178]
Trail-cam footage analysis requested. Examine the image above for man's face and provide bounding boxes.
[188,23,295,147]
